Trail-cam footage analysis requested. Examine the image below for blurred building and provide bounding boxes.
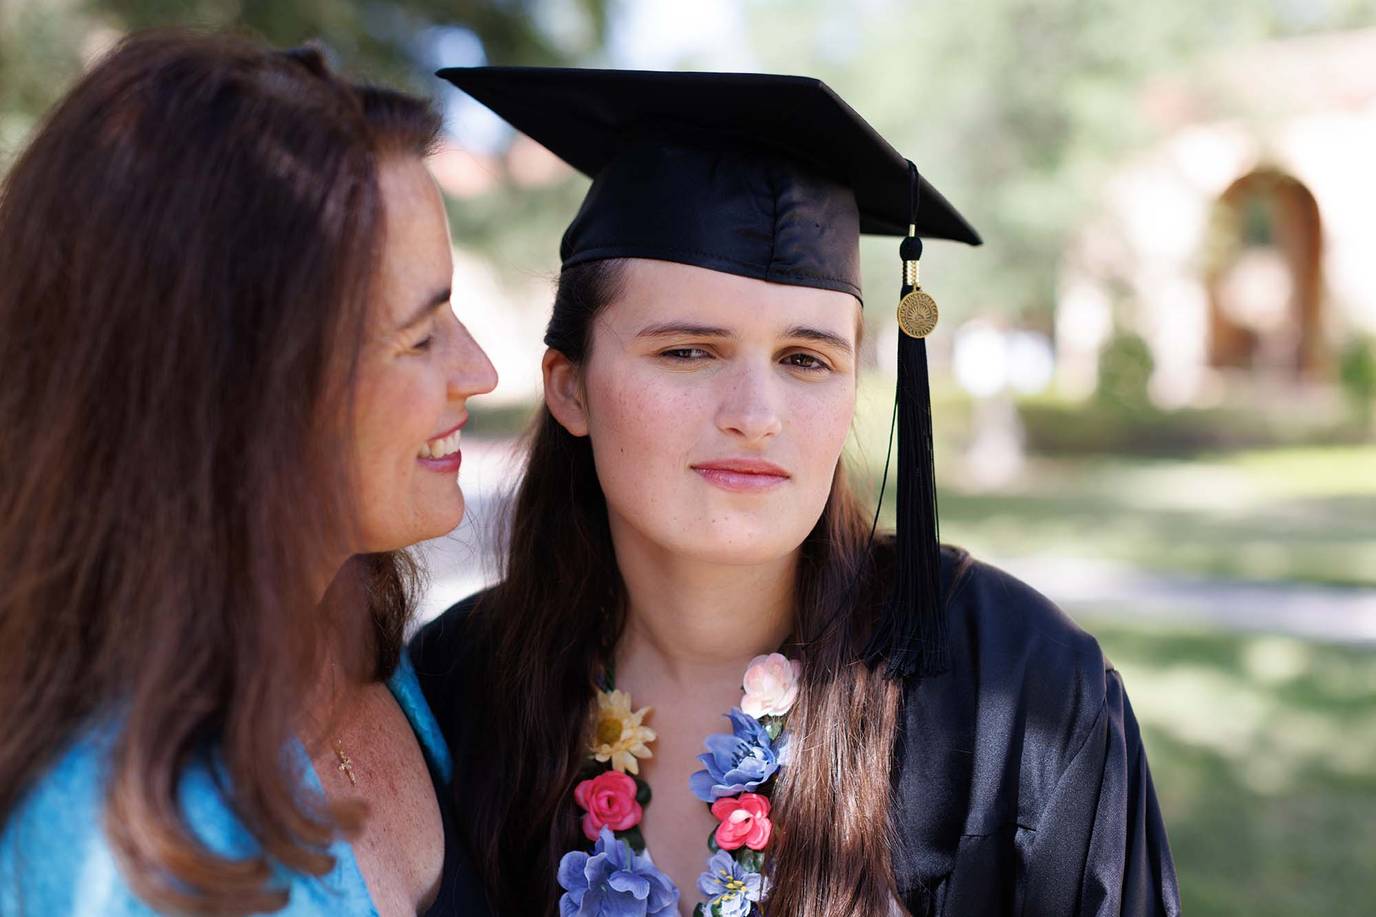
[1056,29,1376,407]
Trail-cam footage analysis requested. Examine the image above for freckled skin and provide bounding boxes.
[350,157,497,554]
[578,259,858,568]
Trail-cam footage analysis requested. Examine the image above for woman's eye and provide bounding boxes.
[783,352,828,371]
[660,347,710,361]
[410,335,434,353]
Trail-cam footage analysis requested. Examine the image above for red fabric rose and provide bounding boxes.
[710,792,772,851]
[573,771,643,841]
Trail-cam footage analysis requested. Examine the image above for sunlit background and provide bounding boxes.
[4,1,1374,912]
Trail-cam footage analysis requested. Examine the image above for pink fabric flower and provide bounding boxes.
[740,652,801,719]
[710,792,772,851]
[573,771,643,841]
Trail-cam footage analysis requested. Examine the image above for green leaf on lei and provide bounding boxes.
[617,825,646,853]
[578,757,611,780]
[734,847,766,873]
[760,714,784,741]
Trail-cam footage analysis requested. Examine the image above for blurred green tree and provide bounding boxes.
[0,0,609,162]
[1095,330,1155,413]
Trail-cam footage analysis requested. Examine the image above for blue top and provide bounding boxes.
[0,651,456,916]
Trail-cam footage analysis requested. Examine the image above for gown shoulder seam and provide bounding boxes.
[1033,686,1111,831]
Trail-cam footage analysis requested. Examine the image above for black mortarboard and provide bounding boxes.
[438,66,982,679]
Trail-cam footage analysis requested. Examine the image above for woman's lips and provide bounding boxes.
[418,452,462,473]
[691,459,791,493]
[418,416,467,474]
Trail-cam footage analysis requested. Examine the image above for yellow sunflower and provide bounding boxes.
[589,688,656,774]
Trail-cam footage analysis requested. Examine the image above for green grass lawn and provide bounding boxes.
[1081,618,1376,916]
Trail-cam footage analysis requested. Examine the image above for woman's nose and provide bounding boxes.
[714,362,782,443]
[447,321,498,399]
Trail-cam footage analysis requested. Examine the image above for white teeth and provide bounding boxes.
[418,427,462,459]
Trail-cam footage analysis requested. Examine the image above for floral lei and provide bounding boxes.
[556,652,802,917]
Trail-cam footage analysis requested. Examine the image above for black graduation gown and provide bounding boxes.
[891,551,1180,916]
[418,744,493,917]
[409,550,1181,916]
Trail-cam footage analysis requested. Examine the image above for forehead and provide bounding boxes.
[375,156,451,319]
[603,258,860,337]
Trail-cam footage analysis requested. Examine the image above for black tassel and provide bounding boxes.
[861,164,949,680]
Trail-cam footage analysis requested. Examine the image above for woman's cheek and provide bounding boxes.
[586,367,699,509]
[595,368,685,456]
[790,385,853,464]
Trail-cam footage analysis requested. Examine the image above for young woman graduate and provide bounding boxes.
[411,68,1181,917]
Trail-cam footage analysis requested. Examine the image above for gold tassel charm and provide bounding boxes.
[897,224,938,339]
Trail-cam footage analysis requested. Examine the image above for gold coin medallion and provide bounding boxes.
[897,288,939,338]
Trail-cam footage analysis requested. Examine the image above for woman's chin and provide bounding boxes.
[362,494,465,553]
[420,497,466,543]
[665,527,809,567]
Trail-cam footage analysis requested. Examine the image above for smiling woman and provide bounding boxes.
[0,30,495,916]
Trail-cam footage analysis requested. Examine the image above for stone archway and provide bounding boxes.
[1204,168,1324,380]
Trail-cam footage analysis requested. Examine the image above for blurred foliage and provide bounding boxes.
[442,173,590,285]
[1095,330,1155,411]
[0,0,610,162]
[1337,336,1376,428]
[1016,397,1368,456]
[466,398,542,440]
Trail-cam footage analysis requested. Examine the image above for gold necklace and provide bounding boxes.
[325,659,358,787]
[334,737,357,787]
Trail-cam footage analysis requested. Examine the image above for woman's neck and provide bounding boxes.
[300,558,375,738]
[611,528,797,688]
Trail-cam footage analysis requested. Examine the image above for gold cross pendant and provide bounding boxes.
[334,739,357,787]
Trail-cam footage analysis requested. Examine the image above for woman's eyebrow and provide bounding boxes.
[397,287,452,330]
[635,321,853,355]
[635,321,734,340]
[782,325,853,356]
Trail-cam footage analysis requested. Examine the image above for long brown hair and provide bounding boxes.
[0,31,440,913]
[460,259,907,914]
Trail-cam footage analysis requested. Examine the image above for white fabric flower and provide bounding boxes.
[740,652,802,719]
[589,689,656,774]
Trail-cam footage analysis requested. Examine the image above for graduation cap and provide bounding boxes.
[438,66,982,679]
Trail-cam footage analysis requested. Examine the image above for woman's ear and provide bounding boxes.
[542,347,589,437]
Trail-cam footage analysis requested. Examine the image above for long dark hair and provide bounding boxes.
[0,30,440,913]
[460,259,907,914]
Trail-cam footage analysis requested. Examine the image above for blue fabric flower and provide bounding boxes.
[697,850,765,917]
[689,708,784,802]
[558,827,679,917]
